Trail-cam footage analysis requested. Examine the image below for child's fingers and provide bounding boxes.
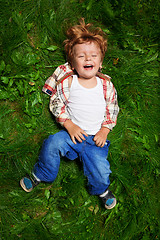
[94,138,105,147]
[82,130,88,137]
[70,128,88,144]
[93,134,99,142]
[79,132,87,141]
[71,134,83,144]
[76,131,88,142]
[75,135,83,143]
[96,141,102,147]
[100,142,105,148]
[71,136,77,144]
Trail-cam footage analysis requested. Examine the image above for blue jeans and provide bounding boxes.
[33,130,111,195]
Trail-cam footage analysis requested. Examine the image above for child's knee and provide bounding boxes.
[47,132,66,149]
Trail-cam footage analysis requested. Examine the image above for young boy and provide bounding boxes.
[20,19,119,209]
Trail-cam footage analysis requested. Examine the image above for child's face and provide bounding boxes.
[72,41,102,80]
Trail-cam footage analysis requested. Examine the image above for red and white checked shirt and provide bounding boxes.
[42,63,119,130]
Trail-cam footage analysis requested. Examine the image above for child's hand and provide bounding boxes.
[94,127,110,147]
[64,120,88,144]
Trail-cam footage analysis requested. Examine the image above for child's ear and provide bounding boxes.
[69,62,74,71]
[99,67,102,72]
[99,63,103,72]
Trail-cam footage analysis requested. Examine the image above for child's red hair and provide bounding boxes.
[64,18,107,66]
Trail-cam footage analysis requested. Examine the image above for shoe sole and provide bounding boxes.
[20,178,33,193]
[105,198,117,210]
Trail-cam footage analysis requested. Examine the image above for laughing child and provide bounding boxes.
[20,19,119,209]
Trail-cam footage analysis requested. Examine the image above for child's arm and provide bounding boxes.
[102,81,119,130]
[47,64,73,126]
[64,120,88,144]
[42,63,72,96]
[93,80,119,148]
[94,127,110,147]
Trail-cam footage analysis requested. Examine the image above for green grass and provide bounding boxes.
[0,0,160,239]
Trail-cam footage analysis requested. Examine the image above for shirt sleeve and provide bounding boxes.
[102,81,119,130]
[49,89,71,126]
[48,65,71,126]
[42,63,72,126]
[42,62,71,96]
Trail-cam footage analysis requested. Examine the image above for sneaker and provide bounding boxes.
[20,175,40,192]
[99,189,117,209]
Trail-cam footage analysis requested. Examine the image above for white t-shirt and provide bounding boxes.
[67,75,106,135]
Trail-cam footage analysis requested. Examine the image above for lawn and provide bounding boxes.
[0,0,159,239]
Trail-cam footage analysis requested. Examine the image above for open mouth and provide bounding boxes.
[84,65,93,69]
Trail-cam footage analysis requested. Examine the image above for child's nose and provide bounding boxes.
[85,55,91,61]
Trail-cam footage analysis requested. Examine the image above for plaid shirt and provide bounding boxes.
[42,63,119,130]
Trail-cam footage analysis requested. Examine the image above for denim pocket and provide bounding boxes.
[104,140,110,147]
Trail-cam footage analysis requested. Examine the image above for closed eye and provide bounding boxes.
[78,55,84,58]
